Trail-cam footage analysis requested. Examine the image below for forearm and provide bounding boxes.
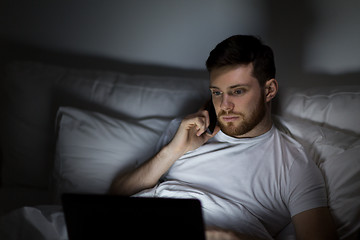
[206,228,267,240]
[292,207,339,240]
[109,144,183,196]
[109,110,218,196]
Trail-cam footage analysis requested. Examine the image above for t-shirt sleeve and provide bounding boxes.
[153,118,182,182]
[153,117,182,155]
[286,149,328,217]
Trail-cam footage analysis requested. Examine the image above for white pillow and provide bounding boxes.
[2,61,209,189]
[53,107,170,202]
[279,86,360,135]
[275,116,360,238]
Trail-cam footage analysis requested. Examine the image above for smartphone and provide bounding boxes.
[205,100,217,134]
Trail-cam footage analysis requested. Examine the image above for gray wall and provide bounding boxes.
[1,0,359,87]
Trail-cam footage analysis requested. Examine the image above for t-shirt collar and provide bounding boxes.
[215,124,275,144]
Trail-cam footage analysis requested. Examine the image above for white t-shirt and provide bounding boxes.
[136,118,328,239]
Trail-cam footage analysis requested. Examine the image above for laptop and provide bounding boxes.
[62,193,206,240]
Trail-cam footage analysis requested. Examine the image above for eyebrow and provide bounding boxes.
[209,84,250,89]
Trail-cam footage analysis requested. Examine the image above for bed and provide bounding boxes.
[0,61,359,239]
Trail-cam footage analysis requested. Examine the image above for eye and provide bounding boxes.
[233,89,244,95]
[210,90,222,96]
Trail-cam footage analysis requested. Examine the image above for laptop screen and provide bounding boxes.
[62,193,206,240]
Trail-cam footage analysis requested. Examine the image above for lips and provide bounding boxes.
[221,115,240,122]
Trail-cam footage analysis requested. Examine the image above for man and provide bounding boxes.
[110,35,338,239]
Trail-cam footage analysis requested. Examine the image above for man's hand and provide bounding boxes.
[109,110,219,196]
[206,228,241,240]
[168,110,220,156]
[292,207,338,240]
[206,228,264,240]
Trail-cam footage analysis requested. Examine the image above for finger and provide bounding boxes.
[204,125,220,138]
[202,110,210,129]
[196,125,206,136]
[212,125,221,135]
[192,115,208,136]
[195,110,210,133]
[182,111,210,136]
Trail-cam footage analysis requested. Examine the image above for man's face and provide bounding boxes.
[209,64,267,138]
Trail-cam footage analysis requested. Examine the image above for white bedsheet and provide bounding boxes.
[134,180,284,240]
[0,205,67,240]
[0,201,296,240]
[0,182,297,240]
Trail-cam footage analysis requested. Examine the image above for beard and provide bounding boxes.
[218,94,266,137]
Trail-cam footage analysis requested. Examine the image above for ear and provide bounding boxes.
[264,78,278,102]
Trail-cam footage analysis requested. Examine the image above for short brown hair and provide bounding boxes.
[206,35,276,86]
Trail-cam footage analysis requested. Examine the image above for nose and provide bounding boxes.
[220,94,234,112]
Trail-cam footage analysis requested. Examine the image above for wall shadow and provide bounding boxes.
[265,0,360,114]
[0,39,208,79]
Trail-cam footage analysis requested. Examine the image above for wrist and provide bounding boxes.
[163,142,187,160]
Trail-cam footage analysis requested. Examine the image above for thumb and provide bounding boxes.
[204,125,221,140]
[212,125,221,136]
